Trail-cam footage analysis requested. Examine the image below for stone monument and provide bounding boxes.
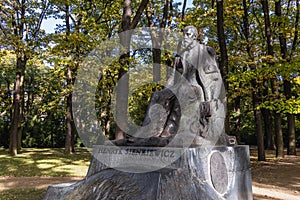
[44,26,253,200]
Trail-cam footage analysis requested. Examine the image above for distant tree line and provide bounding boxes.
[0,0,299,160]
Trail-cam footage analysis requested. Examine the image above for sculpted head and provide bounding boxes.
[182,26,198,48]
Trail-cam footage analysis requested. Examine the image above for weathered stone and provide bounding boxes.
[43,145,253,200]
[210,151,228,194]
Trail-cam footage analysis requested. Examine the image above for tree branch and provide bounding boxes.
[130,0,149,29]
[181,0,187,21]
[161,0,169,28]
[291,0,299,53]
[0,24,8,37]
[95,1,111,23]
[32,1,50,39]
[0,111,7,117]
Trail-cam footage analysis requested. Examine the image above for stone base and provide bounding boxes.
[43,145,252,200]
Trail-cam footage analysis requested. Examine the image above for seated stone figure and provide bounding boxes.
[115,25,229,147]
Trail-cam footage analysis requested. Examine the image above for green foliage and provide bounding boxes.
[0,0,299,148]
[0,52,15,148]
[0,0,51,53]
[95,62,119,137]
[129,83,164,126]
[184,0,300,143]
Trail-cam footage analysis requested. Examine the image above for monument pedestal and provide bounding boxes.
[44,145,252,200]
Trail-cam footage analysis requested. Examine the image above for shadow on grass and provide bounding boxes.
[0,148,91,177]
[0,188,46,200]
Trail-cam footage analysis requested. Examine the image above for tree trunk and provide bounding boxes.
[64,4,74,154]
[17,80,25,151]
[152,49,162,83]
[234,96,241,144]
[181,0,187,21]
[261,0,276,151]
[146,0,169,83]
[65,92,73,154]
[10,56,26,156]
[4,0,48,154]
[262,108,275,150]
[216,0,228,88]
[216,0,229,134]
[283,78,297,155]
[65,78,77,154]
[271,78,282,154]
[65,62,76,154]
[146,11,162,83]
[10,75,21,155]
[261,0,274,56]
[71,120,76,153]
[253,89,265,161]
[290,0,299,59]
[275,0,296,156]
[274,112,284,158]
[115,0,132,139]
[9,0,27,156]
[243,0,265,161]
[115,0,149,139]
[287,114,296,155]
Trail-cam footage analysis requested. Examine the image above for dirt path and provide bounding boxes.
[253,184,299,200]
[251,154,300,200]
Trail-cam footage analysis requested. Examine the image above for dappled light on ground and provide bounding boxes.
[0,148,90,177]
[0,147,299,200]
[251,147,300,199]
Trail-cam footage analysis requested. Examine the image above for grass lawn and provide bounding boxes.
[0,189,45,200]
[0,148,91,200]
[0,148,90,177]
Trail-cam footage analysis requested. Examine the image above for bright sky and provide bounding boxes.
[41,0,194,33]
[41,18,63,33]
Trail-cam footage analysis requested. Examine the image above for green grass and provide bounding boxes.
[0,148,91,177]
[0,148,91,199]
[0,189,45,200]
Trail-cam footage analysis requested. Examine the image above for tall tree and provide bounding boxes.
[115,0,149,139]
[146,0,170,83]
[0,0,50,156]
[63,3,76,154]
[216,0,230,134]
[50,0,80,154]
[283,0,298,156]
[261,0,276,152]
[181,0,187,21]
[216,0,228,84]
[257,0,277,160]
[51,0,121,152]
[274,0,286,158]
[244,0,265,161]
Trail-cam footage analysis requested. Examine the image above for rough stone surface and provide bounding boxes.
[43,145,253,200]
[210,151,228,194]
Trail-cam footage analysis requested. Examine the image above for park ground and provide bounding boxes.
[0,147,299,200]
